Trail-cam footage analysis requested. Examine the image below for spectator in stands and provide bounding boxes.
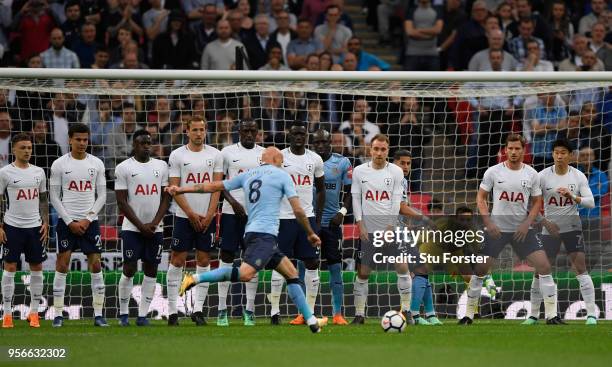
[346,36,390,71]
[12,0,56,64]
[0,110,11,168]
[102,0,143,49]
[559,34,605,71]
[109,26,145,66]
[590,23,612,70]
[287,19,323,69]
[508,17,546,63]
[377,0,401,45]
[114,50,148,69]
[530,92,567,171]
[244,14,281,70]
[63,86,86,123]
[152,10,198,69]
[90,98,120,161]
[142,0,169,61]
[548,0,573,68]
[403,0,443,71]
[577,146,610,218]
[183,0,224,24]
[201,19,244,70]
[47,93,69,155]
[315,5,352,63]
[31,119,61,177]
[315,0,353,31]
[270,10,297,66]
[506,0,551,50]
[253,91,285,146]
[439,0,468,70]
[561,111,583,153]
[517,38,554,71]
[429,199,444,215]
[108,104,138,165]
[144,123,165,159]
[191,4,218,59]
[320,51,333,70]
[268,0,297,31]
[468,28,518,71]
[259,45,289,70]
[61,0,83,48]
[91,47,110,69]
[579,0,608,36]
[40,28,80,68]
[212,113,237,149]
[342,51,357,71]
[301,0,329,26]
[72,22,98,68]
[27,54,43,68]
[237,0,254,32]
[450,0,488,70]
[339,112,380,157]
[496,1,516,40]
[227,9,253,42]
[577,101,611,171]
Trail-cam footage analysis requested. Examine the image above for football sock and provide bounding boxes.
[138,275,156,318]
[118,273,133,315]
[529,277,542,319]
[354,277,368,317]
[539,274,558,320]
[422,278,436,317]
[29,271,43,315]
[245,272,258,313]
[52,271,67,316]
[269,270,284,316]
[217,261,233,311]
[410,274,427,315]
[466,275,484,319]
[328,263,343,315]
[577,272,596,318]
[193,266,239,283]
[91,271,105,317]
[286,279,315,325]
[304,269,319,313]
[2,270,15,315]
[194,265,210,313]
[166,264,182,315]
[297,260,306,294]
[397,273,412,313]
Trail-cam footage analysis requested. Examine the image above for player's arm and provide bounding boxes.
[166,181,226,195]
[81,163,107,230]
[39,192,50,244]
[49,163,85,235]
[169,176,204,232]
[203,172,224,229]
[115,189,151,236]
[350,169,368,241]
[514,195,542,242]
[560,174,595,208]
[330,183,352,227]
[289,196,321,247]
[477,187,501,238]
[223,189,246,217]
[146,188,171,233]
[0,182,5,244]
[314,175,325,227]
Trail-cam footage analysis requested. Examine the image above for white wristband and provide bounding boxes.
[338,207,348,216]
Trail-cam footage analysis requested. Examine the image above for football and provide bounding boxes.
[380,311,407,333]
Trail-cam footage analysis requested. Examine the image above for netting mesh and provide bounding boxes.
[1,72,611,321]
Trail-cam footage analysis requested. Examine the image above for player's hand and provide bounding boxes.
[543,220,560,238]
[358,222,369,242]
[164,185,180,196]
[231,202,246,219]
[330,212,344,227]
[308,233,321,247]
[39,223,49,245]
[68,221,86,236]
[139,223,157,238]
[485,223,501,239]
[77,219,91,231]
[556,187,573,199]
[513,221,530,243]
[187,212,204,232]
[0,227,6,244]
[200,214,214,231]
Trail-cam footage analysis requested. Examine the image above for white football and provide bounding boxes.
[380,310,407,333]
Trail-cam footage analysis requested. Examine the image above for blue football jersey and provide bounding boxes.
[318,153,352,226]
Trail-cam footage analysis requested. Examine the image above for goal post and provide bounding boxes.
[0,69,610,321]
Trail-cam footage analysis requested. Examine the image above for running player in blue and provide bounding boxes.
[311,129,352,325]
[167,147,328,333]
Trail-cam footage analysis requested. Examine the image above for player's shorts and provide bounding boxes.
[219,214,247,254]
[480,230,543,259]
[1,224,47,264]
[278,218,319,261]
[357,233,411,269]
[56,220,102,255]
[121,230,164,264]
[171,216,216,253]
[320,226,342,264]
[541,231,585,258]
[242,232,285,271]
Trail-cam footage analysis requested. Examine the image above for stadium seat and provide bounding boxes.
[408,193,432,215]
[100,225,119,242]
[343,224,360,240]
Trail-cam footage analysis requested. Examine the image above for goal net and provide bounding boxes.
[1,69,611,321]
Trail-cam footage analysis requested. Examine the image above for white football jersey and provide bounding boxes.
[221,142,264,214]
[351,161,404,232]
[0,163,47,228]
[49,153,106,221]
[168,145,223,218]
[279,148,324,219]
[480,162,541,233]
[115,157,169,233]
[539,166,592,234]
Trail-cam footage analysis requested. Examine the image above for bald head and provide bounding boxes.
[261,146,284,167]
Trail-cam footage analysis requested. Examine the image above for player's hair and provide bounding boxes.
[393,149,412,160]
[68,122,90,137]
[552,139,573,153]
[505,134,526,147]
[132,129,151,141]
[371,134,389,145]
[11,132,32,145]
[239,118,259,129]
[313,129,331,140]
[455,206,473,215]
[290,121,307,130]
[187,117,206,129]
[429,198,443,212]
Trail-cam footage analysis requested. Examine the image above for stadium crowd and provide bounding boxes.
[0,0,609,217]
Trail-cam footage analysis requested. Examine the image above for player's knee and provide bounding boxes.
[89,261,102,273]
[220,250,235,264]
[55,263,69,274]
[537,262,551,275]
[142,263,158,278]
[3,262,17,272]
[239,269,256,282]
[29,263,43,272]
[122,263,137,278]
[303,258,319,270]
[195,251,210,267]
[170,252,186,267]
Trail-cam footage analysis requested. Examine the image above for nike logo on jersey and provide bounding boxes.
[546,187,553,190]
[13,180,20,183]
[361,180,368,183]
[232,159,240,162]
[131,173,139,177]
[497,181,505,183]
[183,163,191,166]
[65,171,72,174]
[283,164,291,167]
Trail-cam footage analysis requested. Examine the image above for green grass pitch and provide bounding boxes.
[3,318,611,367]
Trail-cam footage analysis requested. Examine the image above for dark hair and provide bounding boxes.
[519,17,534,26]
[64,0,80,12]
[95,47,109,54]
[371,133,389,145]
[326,4,340,13]
[68,123,90,137]
[506,134,526,147]
[133,129,151,141]
[552,139,573,153]
[525,37,539,47]
[290,121,307,130]
[393,149,412,160]
[455,206,474,215]
[11,132,32,145]
[429,199,443,212]
[239,118,259,129]
[297,18,312,25]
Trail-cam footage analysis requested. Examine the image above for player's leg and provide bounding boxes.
[321,226,347,324]
[525,249,564,324]
[566,232,597,325]
[236,217,257,326]
[462,257,495,324]
[167,216,190,325]
[269,219,294,324]
[82,221,107,326]
[21,225,46,327]
[191,222,215,326]
[394,262,412,319]
[353,233,374,325]
[118,231,141,326]
[217,214,239,326]
[2,261,17,328]
[136,233,163,326]
[524,234,559,325]
[52,220,74,327]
